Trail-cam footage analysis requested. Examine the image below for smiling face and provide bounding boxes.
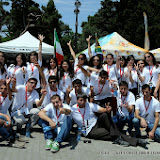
[0,84,7,97]
[0,52,5,64]
[93,56,100,67]
[137,60,145,71]
[77,97,86,108]
[50,59,57,69]
[27,79,37,92]
[62,61,69,71]
[144,53,153,65]
[78,55,85,65]
[16,55,23,66]
[106,55,113,66]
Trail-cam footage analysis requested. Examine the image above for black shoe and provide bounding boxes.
[137,138,149,149]
[113,136,130,147]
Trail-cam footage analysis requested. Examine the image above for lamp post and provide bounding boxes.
[74,0,81,54]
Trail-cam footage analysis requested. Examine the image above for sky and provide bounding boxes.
[34,0,102,33]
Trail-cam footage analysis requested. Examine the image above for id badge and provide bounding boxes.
[57,126,61,134]
[81,126,86,136]
[24,107,30,115]
[149,82,153,88]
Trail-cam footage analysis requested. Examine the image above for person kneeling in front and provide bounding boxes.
[38,94,72,153]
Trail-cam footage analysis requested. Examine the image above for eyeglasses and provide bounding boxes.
[49,81,57,84]
[145,55,151,59]
[93,59,100,62]
[29,81,37,85]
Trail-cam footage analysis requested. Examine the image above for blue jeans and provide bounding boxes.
[42,116,72,143]
[112,113,134,133]
[0,126,15,143]
[133,117,160,142]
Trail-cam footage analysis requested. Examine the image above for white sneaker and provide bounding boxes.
[45,139,53,150]
[51,141,59,153]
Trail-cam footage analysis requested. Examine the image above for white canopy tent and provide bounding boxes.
[0,31,54,55]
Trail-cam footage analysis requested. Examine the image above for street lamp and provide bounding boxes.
[74,0,81,54]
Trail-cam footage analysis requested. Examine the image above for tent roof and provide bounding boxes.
[80,32,148,60]
[0,31,54,55]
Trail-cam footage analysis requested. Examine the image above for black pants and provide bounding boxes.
[87,113,138,146]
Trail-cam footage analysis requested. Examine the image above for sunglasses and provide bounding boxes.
[145,55,151,59]
[49,81,57,84]
[50,61,56,63]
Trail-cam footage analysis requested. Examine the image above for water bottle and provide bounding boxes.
[112,84,117,97]
[77,127,82,141]
[26,123,30,137]
[43,126,51,133]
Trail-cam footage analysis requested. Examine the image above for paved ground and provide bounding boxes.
[0,126,160,160]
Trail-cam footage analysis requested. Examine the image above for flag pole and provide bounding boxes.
[54,28,56,58]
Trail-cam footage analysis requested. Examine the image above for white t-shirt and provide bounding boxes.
[26,60,42,89]
[90,73,112,100]
[71,103,100,135]
[117,91,135,116]
[143,65,160,87]
[44,103,71,125]
[69,87,90,107]
[8,66,28,86]
[124,67,137,89]
[43,68,56,84]
[0,94,12,115]
[116,67,127,84]
[12,85,39,113]
[135,96,160,124]
[74,58,88,84]
[59,72,72,93]
[103,64,118,82]
[42,86,64,107]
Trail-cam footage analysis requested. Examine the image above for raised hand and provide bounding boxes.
[38,34,45,42]
[67,40,71,46]
[66,86,72,94]
[6,77,11,85]
[105,102,112,113]
[86,35,92,42]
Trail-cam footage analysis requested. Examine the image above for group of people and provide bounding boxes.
[0,35,160,152]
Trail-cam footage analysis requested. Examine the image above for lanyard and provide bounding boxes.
[120,67,124,78]
[106,65,111,75]
[144,97,152,112]
[98,80,105,95]
[77,104,85,125]
[0,94,7,108]
[25,86,31,107]
[49,69,55,76]
[30,63,35,74]
[121,94,127,106]
[75,67,80,74]
[14,66,20,74]
[149,65,154,76]
[56,109,61,121]
[63,73,68,86]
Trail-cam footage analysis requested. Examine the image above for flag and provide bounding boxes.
[143,12,150,50]
[95,33,103,61]
[54,29,64,65]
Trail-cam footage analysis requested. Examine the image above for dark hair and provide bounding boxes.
[144,52,159,68]
[99,70,108,77]
[89,55,102,69]
[59,60,74,79]
[48,75,58,83]
[78,54,88,65]
[15,53,26,67]
[72,79,82,86]
[120,56,126,67]
[126,55,135,65]
[0,52,6,65]
[48,57,58,70]
[119,81,128,88]
[29,51,38,62]
[105,53,115,64]
[77,93,87,100]
[28,77,38,84]
[50,94,61,101]
[0,62,6,74]
[142,84,150,90]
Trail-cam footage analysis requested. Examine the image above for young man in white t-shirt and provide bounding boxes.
[112,81,135,135]
[133,84,160,142]
[71,93,149,148]
[42,75,64,108]
[66,79,90,106]
[38,95,72,153]
[11,77,47,132]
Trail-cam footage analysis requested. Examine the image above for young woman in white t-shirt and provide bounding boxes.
[59,60,74,94]
[43,57,58,84]
[143,52,160,98]
[0,52,8,85]
[124,55,137,96]
[8,53,27,86]
[116,55,127,84]
[103,53,117,82]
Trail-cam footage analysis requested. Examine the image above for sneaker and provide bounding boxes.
[113,136,130,147]
[137,138,149,149]
[51,141,59,153]
[45,139,53,150]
